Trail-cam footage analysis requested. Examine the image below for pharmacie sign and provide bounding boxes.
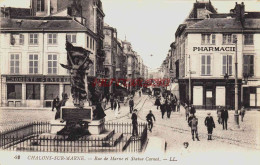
[193,46,236,52]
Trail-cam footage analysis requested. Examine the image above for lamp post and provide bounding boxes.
[234,37,239,128]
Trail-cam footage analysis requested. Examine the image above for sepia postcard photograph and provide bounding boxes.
[0,0,260,165]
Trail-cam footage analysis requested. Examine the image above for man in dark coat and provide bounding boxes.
[146,110,156,132]
[129,97,134,113]
[190,104,196,115]
[166,100,172,118]
[160,104,166,119]
[188,115,200,141]
[131,109,138,136]
[110,93,114,110]
[204,113,215,140]
[221,108,229,130]
[155,96,161,110]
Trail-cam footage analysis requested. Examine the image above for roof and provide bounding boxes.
[186,17,260,32]
[187,18,243,31]
[0,7,31,18]
[0,17,89,32]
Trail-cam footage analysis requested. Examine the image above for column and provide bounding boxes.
[22,83,26,106]
[40,83,44,107]
[59,83,63,99]
[1,77,7,106]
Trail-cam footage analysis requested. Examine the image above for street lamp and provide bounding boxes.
[234,37,239,128]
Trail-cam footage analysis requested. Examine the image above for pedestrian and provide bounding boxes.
[131,109,138,136]
[155,96,161,110]
[190,104,196,115]
[114,98,120,118]
[240,106,246,122]
[129,97,134,113]
[176,99,180,112]
[188,115,200,141]
[139,90,142,97]
[204,113,215,140]
[160,103,166,119]
[146,110,156,132]
[185,103,190,120]
[52,96,59,111]
[166,100,172,118]
[171,97,176,112]
[221,107,229,130]
[110,93,114,110]
[216,106,222,124]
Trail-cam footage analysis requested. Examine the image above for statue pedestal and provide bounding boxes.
[50,120,66,134]
[88,118,105,135]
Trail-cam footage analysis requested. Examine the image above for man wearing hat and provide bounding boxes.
[204,113,215,140]
[146,110,156,132]
[129,97,134,113]
[188,115,200,141]
[131,109,138,136]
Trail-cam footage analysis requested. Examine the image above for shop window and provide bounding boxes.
[10,54,20,74]
[222,55,232,75]
[26,84,40,100]
[29,54,39,74]
[44,84,59,100]
[7,84,22,99]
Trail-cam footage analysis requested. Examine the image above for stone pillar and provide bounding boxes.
[1,76,7,106]
[22,83,26,106]
[59,83,63,99]
[40,83,44,107]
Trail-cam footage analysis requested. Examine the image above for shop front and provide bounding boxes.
[1,75,71,107]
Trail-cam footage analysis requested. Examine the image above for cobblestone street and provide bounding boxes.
[1,94,260,155]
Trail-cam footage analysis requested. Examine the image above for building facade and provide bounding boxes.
[170,1,260,109]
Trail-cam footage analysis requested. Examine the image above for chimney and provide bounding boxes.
[234,2,245,24]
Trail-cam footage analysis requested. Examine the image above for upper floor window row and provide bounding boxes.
[201,34,254,45]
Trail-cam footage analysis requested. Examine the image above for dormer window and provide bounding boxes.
[37,0,45,12]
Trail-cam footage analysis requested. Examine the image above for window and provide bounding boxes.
[37,0,45,12]
[243,55,254,76]
[244,34,254,45]
[201,34,216,45]
[10,54,19,74]
[44,84,59,100]
[10,34,24,45]
[223,34,237,44]
[87,36,89,48]
[90,38,92,49]
[7,84,22,99]
[222,55,232,75]
[29,33,38,45]
[48,33,57,44]
[201,55,211,75]
[66,34,76,43]
[29,54,38,74]
[26,84,40,100]
[48,54,57,74]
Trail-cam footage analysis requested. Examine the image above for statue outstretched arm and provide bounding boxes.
[68,52,75,66]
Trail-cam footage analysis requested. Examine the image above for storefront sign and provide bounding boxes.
[5,76,70,82]
[193,46,235,52]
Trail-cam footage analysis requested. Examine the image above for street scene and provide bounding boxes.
[0,0,260,164]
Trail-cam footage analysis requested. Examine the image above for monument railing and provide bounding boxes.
[0,122,148,153]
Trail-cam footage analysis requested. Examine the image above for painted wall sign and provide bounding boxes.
[5,76,70,82]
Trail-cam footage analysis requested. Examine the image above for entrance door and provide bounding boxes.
[206,90,213,109]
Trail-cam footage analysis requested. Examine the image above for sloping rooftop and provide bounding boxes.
[0,17,89,31]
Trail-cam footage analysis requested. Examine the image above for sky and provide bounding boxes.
[0,0,260,70]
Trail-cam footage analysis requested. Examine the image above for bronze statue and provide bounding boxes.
[61,41,93,108]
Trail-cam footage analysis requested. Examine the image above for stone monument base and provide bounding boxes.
[50,120,66,134]
[88,118,105,135]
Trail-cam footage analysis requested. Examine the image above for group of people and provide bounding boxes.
[154,94,181,119]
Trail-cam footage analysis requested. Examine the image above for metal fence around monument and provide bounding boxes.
[0,122,147,153]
